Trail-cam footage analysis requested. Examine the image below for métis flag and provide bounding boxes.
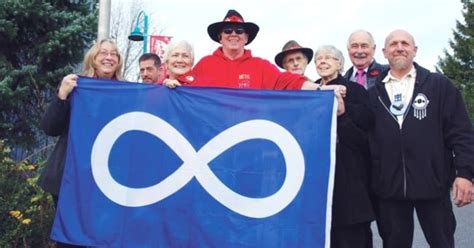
[51,76,337,247]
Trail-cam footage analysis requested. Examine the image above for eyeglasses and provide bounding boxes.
[98,50,118,58]
[222,27,246,35]
[315,55,339,62]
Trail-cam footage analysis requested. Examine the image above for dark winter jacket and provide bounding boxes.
[316,75,375,226]
[368,63,474,200]
[38,96,70,196]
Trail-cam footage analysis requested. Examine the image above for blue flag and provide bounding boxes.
[52,76,337,247]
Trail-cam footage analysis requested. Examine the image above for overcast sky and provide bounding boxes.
[137,0,463,80]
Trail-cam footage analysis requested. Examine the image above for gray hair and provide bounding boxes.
[163,40,195,65]
[314,45,345,74]
[347,29,375,48]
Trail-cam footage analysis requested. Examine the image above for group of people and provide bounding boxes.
[39,9,473,248]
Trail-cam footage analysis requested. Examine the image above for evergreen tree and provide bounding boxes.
[0,0,97,148]
[437,0,474,121]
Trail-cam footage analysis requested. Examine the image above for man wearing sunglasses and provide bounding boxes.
[189,9,330,92]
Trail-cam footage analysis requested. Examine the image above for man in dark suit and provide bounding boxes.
[344,30,388,89]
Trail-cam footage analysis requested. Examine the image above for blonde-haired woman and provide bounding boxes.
[81,39,124,80]
[39,39,123,248]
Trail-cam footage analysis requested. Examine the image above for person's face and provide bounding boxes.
[219,25,248,52]
[282,51,309,75]
[383,30,417,71]
[94,42,119,79]
[347,32,375,70]
[315,52,342,80]
[166,47,193,79]
[139,59,161,83]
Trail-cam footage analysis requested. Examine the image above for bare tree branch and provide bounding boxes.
[110,1,143,81]
[110,1,168,82]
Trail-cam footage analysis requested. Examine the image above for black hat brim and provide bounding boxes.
[207,21,259,45]
[274,48,313,69]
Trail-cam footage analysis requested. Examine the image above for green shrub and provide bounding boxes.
[0,140,55,247]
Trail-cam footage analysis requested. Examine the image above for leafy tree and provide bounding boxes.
[0,0,98,149]
[437,0,474,121]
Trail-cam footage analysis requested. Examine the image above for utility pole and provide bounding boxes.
[97,0,111,41]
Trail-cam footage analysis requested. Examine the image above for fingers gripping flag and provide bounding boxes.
[52,77,337,247]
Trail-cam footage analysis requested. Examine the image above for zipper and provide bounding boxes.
[401,128,407,197]
[400,94,414,198]
[377,96,398,123]
[401,95,414,127]
[378,95,409,198]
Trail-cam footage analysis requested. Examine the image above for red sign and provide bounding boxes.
[150,35,173,82]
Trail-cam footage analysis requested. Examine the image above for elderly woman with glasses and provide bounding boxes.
[38,39,124,248]
[314,45,375,248]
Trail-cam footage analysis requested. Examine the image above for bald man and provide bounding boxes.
[367,29,474,248]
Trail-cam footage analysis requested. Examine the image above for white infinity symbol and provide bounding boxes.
[91,112,305,218]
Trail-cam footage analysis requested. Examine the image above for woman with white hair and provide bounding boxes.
[162,40,198,86]
[314,45,376,248]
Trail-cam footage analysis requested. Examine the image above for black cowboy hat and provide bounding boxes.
[207,9,259,45]
[274,40,314,69]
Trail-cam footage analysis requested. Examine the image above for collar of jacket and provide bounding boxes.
[213,47,253,62]
[372,62,431,120]
[375,62,429,88]
[315,74,345,86]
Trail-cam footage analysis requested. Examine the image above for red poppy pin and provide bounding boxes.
[185,75,194,82]
[368,69,380,77]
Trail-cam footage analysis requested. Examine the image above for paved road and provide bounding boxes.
[372,203,474,247]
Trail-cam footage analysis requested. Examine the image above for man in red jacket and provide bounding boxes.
[163,9,346,103]
[190,9,321,91]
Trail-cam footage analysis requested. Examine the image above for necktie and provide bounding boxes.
[356,69,366,86]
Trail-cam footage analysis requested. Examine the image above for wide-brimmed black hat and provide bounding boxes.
[274,40,314,69]
[207,9,259,45]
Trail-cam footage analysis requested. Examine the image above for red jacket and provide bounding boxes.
[192,48,305,90]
